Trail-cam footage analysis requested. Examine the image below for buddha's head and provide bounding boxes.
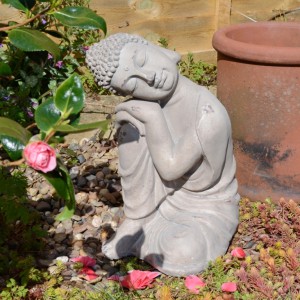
[86,33,181,101]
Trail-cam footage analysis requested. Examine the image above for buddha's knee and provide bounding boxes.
[158,223,207,263]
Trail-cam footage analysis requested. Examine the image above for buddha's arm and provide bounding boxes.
[115,100,203,181]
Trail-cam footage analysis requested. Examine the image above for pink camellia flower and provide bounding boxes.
[108,270,161,290]
[221,282,237,292]
[70,256,96,267]
[23,141,56,173]
[184,275,206,294]
[231,247,246,259]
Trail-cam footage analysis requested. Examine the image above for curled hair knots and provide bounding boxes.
[86,33,148,93]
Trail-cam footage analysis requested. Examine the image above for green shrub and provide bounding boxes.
[0,0,106,126]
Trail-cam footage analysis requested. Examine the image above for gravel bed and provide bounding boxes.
[24,135,126,290]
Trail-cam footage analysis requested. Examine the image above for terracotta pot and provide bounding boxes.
[212,22,300,202]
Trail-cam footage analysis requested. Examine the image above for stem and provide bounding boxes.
[38,89,52,101]
[0,6,50,32]
[26,123,37,130]
[0,158,25,167]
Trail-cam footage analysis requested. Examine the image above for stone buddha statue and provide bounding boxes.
[86,33,240,276]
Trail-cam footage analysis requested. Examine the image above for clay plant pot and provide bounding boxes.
[212,21,300,202]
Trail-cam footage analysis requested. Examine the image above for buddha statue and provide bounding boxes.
[86,33,240,276]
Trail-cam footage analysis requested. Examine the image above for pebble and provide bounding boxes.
[56,256,69,264]
[92,216,102,228]
[54,233,67,242]
[73,223,88,234]
[56,246,68,253]
[69,166,80,179]
[28,187,38,197]
[75,192,89,203]
[48,265,60,275]
[71,215,82,222]
[86,174,96,181]
[73,233,84,241]
[36,201,52,212]
[77,154,86,164]
[77,176,87,187]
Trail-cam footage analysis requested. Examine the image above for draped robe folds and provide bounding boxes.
[116,90,240,276]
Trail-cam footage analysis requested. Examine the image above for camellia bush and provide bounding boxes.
[0,0,107,126]
[0,0,108,220]
[0,73,109,220]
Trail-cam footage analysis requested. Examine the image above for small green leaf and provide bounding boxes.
[53,6,107,33]
[35,98,61,132]
[41,159,75,220]
[56,119,110,133]
[0,62,12,76]
[2,0,28,12]
[54,74,84,117]
[0,117,31,145]
[8,28,60,60]
[0,135,25,160]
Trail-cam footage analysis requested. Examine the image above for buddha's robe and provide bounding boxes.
[116,88,240,276]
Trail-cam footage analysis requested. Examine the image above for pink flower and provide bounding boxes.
[221,282,237,292]
[184,275,206,294]
[55,60,63,68]
[108,270,161,290]
[23,141,56,173]
[70,256,96,267]
[79,267,98,281]
[71,256,98,281]
[47,53,53,60]
[231,247,246,259]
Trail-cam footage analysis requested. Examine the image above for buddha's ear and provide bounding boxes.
[153,45,181,64]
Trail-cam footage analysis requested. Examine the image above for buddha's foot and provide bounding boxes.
[102,218,144,260]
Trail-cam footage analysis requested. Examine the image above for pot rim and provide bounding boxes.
[212,21,300,64]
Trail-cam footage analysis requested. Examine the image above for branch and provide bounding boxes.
[0,158,25,167]
[0,6,50,32]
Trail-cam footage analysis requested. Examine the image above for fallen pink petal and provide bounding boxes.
[79,267,98,281]
[185,275,206,294]
[221,282,237,292]
[231,247,246,259]
[108,270,160,290]
[71,256,96,267]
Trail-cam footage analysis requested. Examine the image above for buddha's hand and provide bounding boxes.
[115,100,162,124]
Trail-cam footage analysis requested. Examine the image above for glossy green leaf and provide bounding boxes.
[35,98,61,132]
[41,159,75,221]
[54,74,84,117]
[0,117,31,160]
[52,6,107,33]
[2,0,28,12]
[0,117,31,145]
[56,119,110,133]
[0,62,12,76]
[0,135,25,160]
[8,28,60,60]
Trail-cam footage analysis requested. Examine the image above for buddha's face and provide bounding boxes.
[110,43,180,101]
